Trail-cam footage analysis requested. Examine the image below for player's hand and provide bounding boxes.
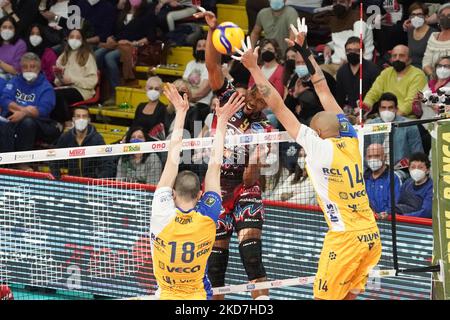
[163,83,189,114]
[231,36,259,69]
[193,7,218,29]
[285,17,308,48]
[216,92,245,124]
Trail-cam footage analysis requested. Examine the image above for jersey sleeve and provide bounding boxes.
[337,114,357,138]
[295,124,326,155]
[150,187,176,236]
[196,191,222,223]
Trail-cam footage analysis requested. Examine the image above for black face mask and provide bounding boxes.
[333,4,347,18]
[285,59,295,71]
[392,60,407,72]
[194,50,205,61]
[439,16,450,30]
[346,52,360,65]
[261,50,276,62]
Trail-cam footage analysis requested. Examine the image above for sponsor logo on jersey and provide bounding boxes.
[339,192,348,200]
[251,122,264,132]
[205,197,216,207]
[340,121,349,132]
[159,261,165,270]
[348,204,358,213]
[166,265,201,273]
[322,168,342,176]
[336,141,346,150]
[357,232,380,243]
[196,248,210,258]
[151,233,166,248]
[326,204,340,223]
[329,251,337,260]
[349,189,366,199]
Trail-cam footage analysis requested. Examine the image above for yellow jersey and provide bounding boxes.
[296,114,377,232]
[150,187,221,300]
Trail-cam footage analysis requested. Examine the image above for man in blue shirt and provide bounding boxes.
[365,92,424,166]
[364,143,401,219]
[0,52,59,153]
[396,152,433,219]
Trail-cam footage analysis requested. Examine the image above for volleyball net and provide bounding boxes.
[0,120,444,300]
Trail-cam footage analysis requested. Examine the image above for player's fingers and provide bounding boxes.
[254,46,260,57]
[241,39,248,52]
[234,47,244,56]
[285,38,294,47]
[246,36,252,50]
[290,24,298,36]
[197,6,206,12]
[231,55,242,61]
[297,17,301,32]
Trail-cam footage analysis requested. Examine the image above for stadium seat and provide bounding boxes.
[70,71,101,107]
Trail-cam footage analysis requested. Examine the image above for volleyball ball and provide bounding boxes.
[212,22,245,55]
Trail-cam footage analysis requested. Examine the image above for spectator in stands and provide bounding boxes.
[364,143,401,219]
[0,0,40,38]
[26,24,58,83]
[246,0,269,32]
[183,35,212,127]
[96,0,156,104]
[405,2,437,69]
[53,29,98,128]
[0,53,59,156]
[336,36,380,115]
[164,78,193,137]
[282,46,297,95]
[365,92,424,166]
[116,126,162,185]
[131,76,167,140]
[396,152,433,218]
[0,16,26,80]
[363,45,427,118]
[422,3,450,78]
[249,38,285,97]
[51,105,114,178]
[250,0,298,53]
[314,0,374,78]
[155,0,197,32]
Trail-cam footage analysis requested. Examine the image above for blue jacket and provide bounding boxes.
[364,167,401,214]
[396,177,433,218]
[365,115,424,165]
[0,72,55,119]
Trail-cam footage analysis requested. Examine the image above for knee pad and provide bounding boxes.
[239,238,266,281]
[207,248,229,287]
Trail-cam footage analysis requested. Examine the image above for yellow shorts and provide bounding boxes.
[314,226,382,300]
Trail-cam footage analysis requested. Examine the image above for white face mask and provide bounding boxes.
[74,118,89,132]
[380,110,396,123]
[411,16,425,29]
[88,0,100,5]
[68,38,82,50]
[23,72,38,82]
[409,168,426,182]
[29,35,43,47]
[1,29,14,41]
[147,89,160,102]
[367,159,383,172]
[436,67,450,80]
[297,157,306,169]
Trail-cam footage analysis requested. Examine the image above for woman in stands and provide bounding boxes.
[131,76,167,140]
[53,29,98,128]
[116,126,162,185]
[26,24,58,83]
[155,0,198,32]
[0,16,26,80]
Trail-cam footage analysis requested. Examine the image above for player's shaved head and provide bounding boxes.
[309,111,341,139]
[174,170,201,201]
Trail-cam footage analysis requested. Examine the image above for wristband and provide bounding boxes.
[294,43,316,76]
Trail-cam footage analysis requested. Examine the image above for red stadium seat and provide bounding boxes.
[70,71,101,107]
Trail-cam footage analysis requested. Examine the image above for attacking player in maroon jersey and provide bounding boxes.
[194,9,272,300]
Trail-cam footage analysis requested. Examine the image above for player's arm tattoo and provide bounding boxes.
[256,84,271,98]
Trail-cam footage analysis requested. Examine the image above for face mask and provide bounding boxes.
[297,157,306,169]
[74,118,89,132]
[270,0,284,11]
[1,29,14,41]
[436,67,450,80]
[346,52,360,65]
[88,0,100,5]
[129,0,142,7]
[367,159,383,172]
[392,60,407,72]
[439,16,450,30]
[409,168,426,182]
[261,50,276,63]
[68,38,82,50]
[411,16,425,28]
[147,89,160,102]
[333,4,347,18]
[295,65,309,78]
[130,138,144,143]
[29,35,43,47]
[194,50,205,61]
[380,110,396,122]
[285,59,295,71]
[22,72,38,82]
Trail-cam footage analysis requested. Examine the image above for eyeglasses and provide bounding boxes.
[436,64,450,69]
[147,86,160,90]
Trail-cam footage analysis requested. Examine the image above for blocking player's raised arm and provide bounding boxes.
[156,83,189,189]
[287,18,344,115]
[194,9,224,91]
[234,37,302,142]
[204,92,245,195]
